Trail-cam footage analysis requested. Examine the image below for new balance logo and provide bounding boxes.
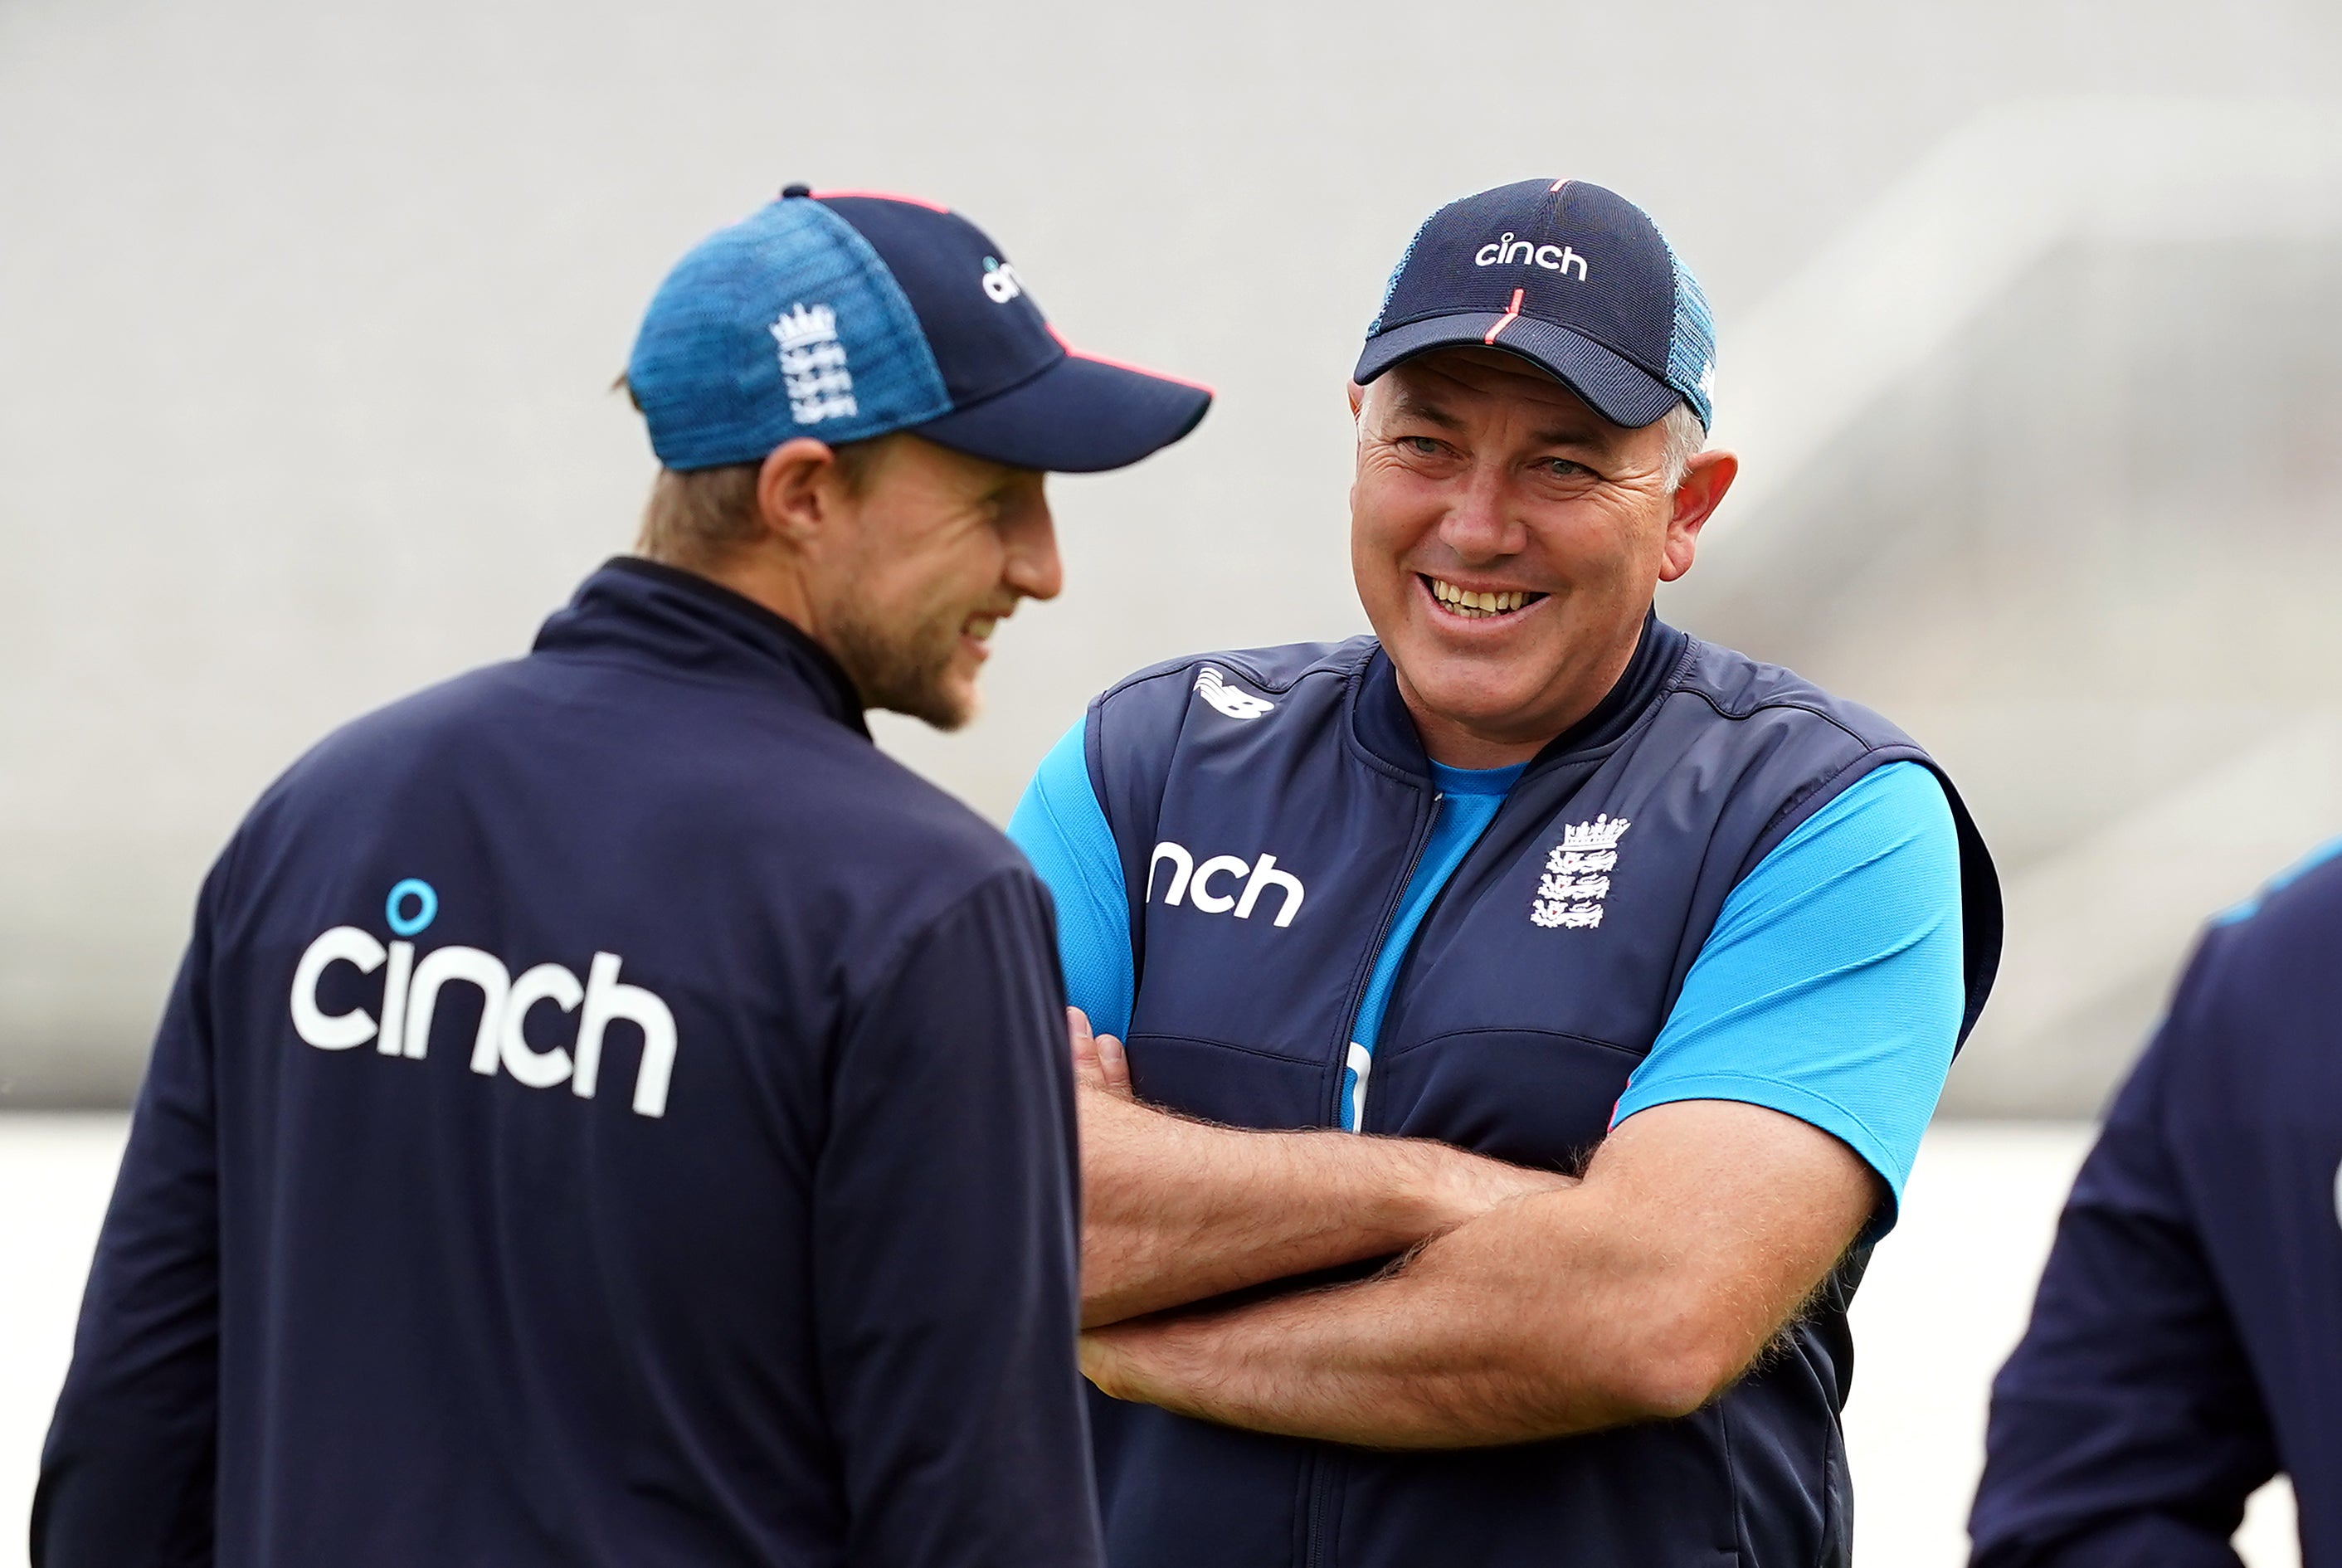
[288,879,678,1118]
[1195,666,1275,720]
[1148,841,1305,928]
[1531,815,1629,931]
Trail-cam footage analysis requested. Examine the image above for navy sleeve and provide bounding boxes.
[34,872,226,1567]
[815,867,1102,1568]
[1967,952,2277,1568]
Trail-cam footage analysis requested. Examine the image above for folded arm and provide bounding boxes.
[1070,1010,1568,1327]
[1079,1097,1877,1448]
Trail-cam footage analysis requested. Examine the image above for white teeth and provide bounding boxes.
[967,616,997,640]
[1429,578,1529,617]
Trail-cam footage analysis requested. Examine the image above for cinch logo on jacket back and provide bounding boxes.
[287,878,676,1118]
[1147,842,1305,927]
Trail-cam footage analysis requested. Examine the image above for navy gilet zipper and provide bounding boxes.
[1300,778,1438,1568]
[1328,785,1440,1132]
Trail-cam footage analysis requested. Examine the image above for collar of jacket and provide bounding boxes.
[1352,607,1688,778]
[533,557,872,738]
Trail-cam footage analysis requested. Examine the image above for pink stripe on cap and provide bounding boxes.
[1483,287,1526,345]
[1048,328,1216,393]
[809,187,951,212]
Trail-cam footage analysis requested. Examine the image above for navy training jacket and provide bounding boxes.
[32,558,1101,1568]
[1970,848,2342,1568]
[1080,618,2000,1568]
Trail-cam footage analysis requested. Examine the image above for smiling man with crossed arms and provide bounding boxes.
[1009,178,2003,1568]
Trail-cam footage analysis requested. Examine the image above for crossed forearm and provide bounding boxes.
[1079,1099,1878,1449]
[1081,1181,1702,1447]
[1078,1088,1567,1328]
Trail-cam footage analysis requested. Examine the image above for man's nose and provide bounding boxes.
[1004,491,1064,602]
[1438,467,1522,562]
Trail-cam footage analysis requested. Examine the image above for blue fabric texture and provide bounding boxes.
[1656,223,1718,429]
[626,198,952,470]
[1611,761,1963,1218]
[1009,718,1133,1040]
[1337,761,1523,1129]
[1010,725,1961,1218]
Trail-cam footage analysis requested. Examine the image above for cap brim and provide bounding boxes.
[914,348,1211,474]
[1353,314,1682,429]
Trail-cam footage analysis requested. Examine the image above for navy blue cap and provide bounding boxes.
[1355,179,1716,431]
[627,187,1212,473]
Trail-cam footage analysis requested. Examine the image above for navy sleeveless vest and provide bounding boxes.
[1081,618,2000,1568]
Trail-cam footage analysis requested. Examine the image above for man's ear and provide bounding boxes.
[1658,448,1739,584]
[1346,381,1366,419]
[755,437,847,547]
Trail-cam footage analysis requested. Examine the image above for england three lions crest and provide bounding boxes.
[1531,814,1629,930]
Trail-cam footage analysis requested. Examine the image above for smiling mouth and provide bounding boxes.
[1423,575,1547,621]
[960,610,1009,658]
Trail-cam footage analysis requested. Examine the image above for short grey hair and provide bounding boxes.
[1658,401,1706,490]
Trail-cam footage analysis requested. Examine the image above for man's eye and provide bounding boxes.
[1541,458,1591,479]
[1401,436,1443,456]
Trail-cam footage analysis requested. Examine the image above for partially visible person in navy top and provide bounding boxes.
[32,187,1208,1568]
[1008,179,2000,1568]
[1970,840,2342,1568]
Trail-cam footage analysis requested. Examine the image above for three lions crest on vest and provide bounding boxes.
[1532,814,1629,930]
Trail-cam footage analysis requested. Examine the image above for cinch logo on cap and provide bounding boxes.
[1473,231,1590,280]
[981,256,1025,304]
[1356,178,1716,433]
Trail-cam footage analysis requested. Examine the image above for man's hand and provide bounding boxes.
[1068,1006,1132,1099]
[1062,1008,1568,1328]
[1079,1098,1877,1448]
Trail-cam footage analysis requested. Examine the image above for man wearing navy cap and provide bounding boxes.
[34,187,1206,1568]
[1010,179,1999,1566]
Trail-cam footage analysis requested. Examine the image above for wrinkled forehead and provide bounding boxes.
[1366,348,1625,440]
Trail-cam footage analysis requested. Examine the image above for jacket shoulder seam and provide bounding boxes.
[1095,644,1371,706]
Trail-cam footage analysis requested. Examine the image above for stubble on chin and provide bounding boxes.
[829,604,976,732]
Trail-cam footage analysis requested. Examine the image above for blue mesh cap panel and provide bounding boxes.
[1366,210,1439,337]
[626,198,952,470]
[1657,227,1718,430]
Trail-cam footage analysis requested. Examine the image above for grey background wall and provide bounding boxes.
[3,0,2339,1106]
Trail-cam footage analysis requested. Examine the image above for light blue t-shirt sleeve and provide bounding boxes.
[1005,716,1137,1041]
[1611,760,1964,1232]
